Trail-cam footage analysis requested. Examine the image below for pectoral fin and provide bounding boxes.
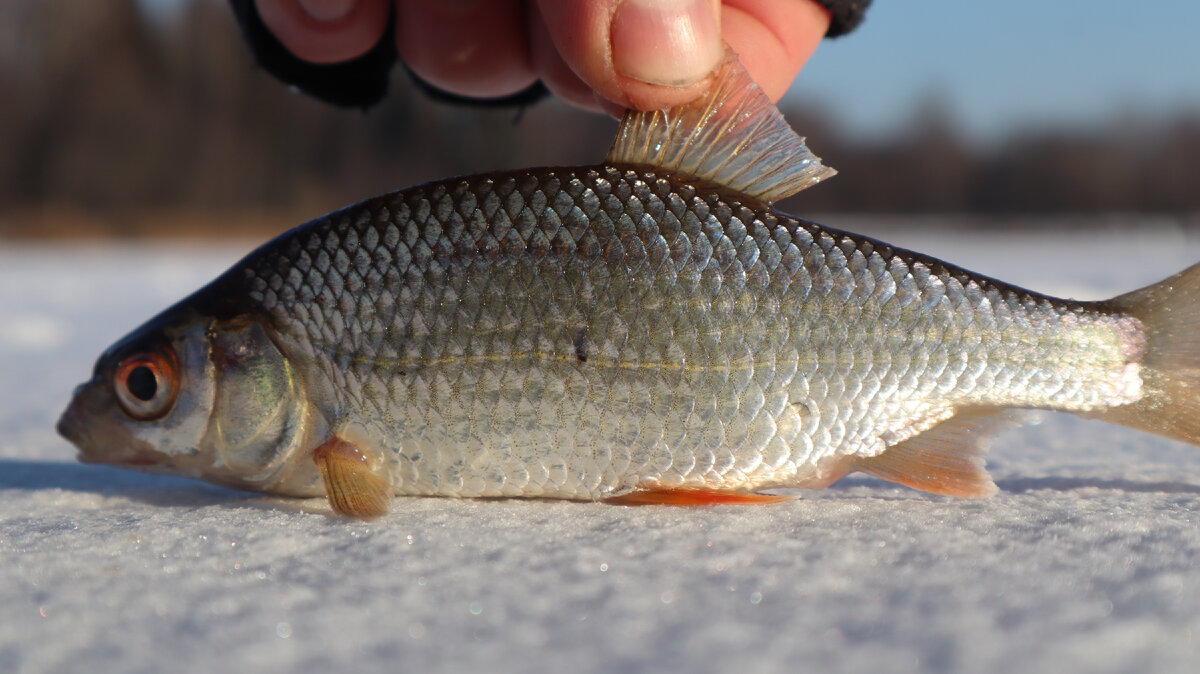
[313,436,392,518]
[606,487,794,506]
[853,408,1020,498]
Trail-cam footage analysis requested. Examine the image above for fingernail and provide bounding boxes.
[297,0,358,23]
[611,0,721,87]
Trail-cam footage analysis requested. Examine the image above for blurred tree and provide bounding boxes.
[1,0,1199,238]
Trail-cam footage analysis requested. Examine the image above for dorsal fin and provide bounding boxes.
[606,49,836,203]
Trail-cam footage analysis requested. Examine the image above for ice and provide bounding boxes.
[4,226,1200,674]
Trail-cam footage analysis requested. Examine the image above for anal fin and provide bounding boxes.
[313,437,392,518]
[606,487,794,507]
[853,408,1020,498]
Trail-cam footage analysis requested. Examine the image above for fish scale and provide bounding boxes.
[222,164,1139,498]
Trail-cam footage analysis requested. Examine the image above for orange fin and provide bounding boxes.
[313,437,392,518]
[606,487,794,507]
[853,408,1019,498]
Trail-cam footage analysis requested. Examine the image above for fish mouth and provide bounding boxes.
[58,378,160,467]
[58,408,105,465]
[56,385,91,449]
[56,407,80,445]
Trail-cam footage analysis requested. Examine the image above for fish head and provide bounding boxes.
[58,304,313,491]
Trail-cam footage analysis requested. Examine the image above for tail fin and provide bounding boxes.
[1099,262,1200,445]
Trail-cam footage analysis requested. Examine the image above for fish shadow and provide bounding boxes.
[5,460,1200,513]
[0,459,265,509]
[994,476,1200,495]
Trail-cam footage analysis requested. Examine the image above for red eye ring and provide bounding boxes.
[113,349,180,421]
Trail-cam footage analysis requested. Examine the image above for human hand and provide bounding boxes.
[253,0,832,114]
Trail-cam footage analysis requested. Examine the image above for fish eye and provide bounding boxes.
[113,350,180,421]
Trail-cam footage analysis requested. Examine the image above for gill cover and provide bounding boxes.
[204,318,309,482]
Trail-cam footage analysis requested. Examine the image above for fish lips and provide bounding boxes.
[58,377,163,468]
[57,379,101,453]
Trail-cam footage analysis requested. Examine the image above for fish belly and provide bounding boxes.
[239,166,1144,498]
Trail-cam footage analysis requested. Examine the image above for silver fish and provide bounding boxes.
[58,55,1200,517]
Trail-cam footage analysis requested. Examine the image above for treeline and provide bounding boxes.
[0,0,616,237]
[794,106,1200,215]
[2,0,1199,238]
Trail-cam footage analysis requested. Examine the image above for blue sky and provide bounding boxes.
[790,0,1200,143]
[141,0,1200,144]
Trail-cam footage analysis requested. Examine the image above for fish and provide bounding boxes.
[58,52,1200,518]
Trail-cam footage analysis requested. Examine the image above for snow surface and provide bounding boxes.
[5,223,1200,674]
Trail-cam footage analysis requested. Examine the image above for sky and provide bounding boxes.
[138,0,1200,145]
[791,0,1200,144]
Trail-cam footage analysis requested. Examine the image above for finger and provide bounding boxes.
[395,0,538,98]
[535,0,723,111]
[528,7,607,113]
[296,0,356,21]
[254,0,391,64]
[722,0,831,101]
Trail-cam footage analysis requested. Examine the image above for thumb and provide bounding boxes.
[536,0,723,111]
